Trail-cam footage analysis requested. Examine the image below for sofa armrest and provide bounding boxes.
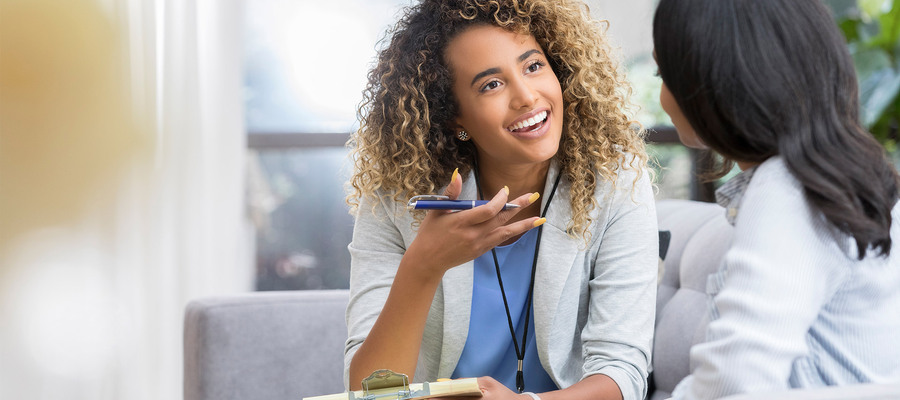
[184,290,349,400]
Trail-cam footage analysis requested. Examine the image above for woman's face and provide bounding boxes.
[446,25,564,170]
[659,80,706,149]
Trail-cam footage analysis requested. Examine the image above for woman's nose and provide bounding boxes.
[509,77,538,110]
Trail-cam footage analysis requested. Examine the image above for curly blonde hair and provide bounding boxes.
[347,0,647,239]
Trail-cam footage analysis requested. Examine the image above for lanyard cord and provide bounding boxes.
[474,164,562,393]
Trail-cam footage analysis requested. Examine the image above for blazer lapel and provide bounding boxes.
[532,161,578,368]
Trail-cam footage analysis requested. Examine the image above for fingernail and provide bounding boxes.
[528,192,540,204]
[533,218,546,228]
[503,186,509,195]
[451,168,459,183]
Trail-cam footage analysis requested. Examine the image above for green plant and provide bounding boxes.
[828,0,900,153]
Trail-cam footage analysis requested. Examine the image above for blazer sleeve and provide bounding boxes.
[343,193,407,389]
[581,163,659,400]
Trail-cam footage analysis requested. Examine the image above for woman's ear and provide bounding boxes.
[453,123,471,141]
[451,119,464,133]
[450,121,465,135]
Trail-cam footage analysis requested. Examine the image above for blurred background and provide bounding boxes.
[0,0,896,399]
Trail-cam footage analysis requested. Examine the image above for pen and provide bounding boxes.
[407,195,520,210]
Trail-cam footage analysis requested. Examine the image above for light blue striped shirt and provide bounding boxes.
[672,157,900,399]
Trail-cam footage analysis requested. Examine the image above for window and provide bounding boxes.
[244,0,414,290]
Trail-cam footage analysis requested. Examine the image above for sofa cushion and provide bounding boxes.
[651,200,733,400]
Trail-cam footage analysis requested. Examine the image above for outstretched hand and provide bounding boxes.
[403,169,544,279]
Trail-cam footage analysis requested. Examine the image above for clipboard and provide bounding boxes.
[302,369,482,400]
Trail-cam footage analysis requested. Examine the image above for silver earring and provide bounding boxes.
[457,130,470,141]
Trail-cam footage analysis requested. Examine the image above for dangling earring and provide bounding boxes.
[457,130,470,141]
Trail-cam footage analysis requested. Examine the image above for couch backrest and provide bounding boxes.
[184,290,349,400]
[652,199,733,400]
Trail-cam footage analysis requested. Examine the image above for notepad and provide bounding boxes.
[302,370,482,400]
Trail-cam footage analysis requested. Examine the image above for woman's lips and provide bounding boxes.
[508,112,551,139]
[507,110,548,132]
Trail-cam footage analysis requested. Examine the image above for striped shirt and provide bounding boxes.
[671,157,900,399]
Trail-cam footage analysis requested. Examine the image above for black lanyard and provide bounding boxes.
[474,166,562,393]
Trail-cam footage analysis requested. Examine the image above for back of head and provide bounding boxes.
[653,0,899,258]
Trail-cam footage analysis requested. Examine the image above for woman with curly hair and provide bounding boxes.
[344,1,658,398]
[653,0,900,399]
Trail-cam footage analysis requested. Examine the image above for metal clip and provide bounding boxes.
[406,194,449,209]
[361,369,411,400]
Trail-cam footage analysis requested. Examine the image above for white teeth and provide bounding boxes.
[507,111,548,131]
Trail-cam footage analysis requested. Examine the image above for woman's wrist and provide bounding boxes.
[396,258,445,289]
[521,392,541,400]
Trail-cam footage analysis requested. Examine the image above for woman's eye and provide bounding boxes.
[480,80,501,92]
[526,61,545,73]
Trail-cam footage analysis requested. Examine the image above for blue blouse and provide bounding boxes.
[451,228,558,392]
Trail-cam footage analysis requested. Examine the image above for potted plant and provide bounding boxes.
[828,0,900,156]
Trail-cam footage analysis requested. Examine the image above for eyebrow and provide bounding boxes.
[470,67,501,87]
[518,49,542,63]
[469,49,544,87]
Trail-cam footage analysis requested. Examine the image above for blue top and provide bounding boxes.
[451,228,558,392]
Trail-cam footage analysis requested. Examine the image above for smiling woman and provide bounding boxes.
[343,1,659,399]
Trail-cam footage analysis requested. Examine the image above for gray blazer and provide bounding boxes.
[344,158,658,399]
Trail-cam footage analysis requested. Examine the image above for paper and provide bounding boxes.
[302,378,482,400]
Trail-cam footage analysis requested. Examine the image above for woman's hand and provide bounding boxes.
[438,376,530,400]
[403,169,543,279]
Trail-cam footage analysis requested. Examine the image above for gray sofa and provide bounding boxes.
[183,199,900,400]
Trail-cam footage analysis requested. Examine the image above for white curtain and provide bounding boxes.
[114,0,252,398]
[0,0,251,398]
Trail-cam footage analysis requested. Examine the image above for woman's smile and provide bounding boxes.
[506,109,550,139]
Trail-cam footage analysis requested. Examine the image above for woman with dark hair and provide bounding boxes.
[343,0,658,399]
[653,0,900,398]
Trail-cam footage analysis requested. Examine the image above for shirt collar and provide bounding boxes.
[715,165,758,225]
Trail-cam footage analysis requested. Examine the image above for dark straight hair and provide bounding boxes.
[653,0,899,258]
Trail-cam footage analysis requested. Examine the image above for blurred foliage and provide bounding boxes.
[627,55,671,129]
[646,143,692,200]
[827,0,900,153]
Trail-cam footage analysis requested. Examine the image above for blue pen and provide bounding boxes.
[407,195,520,210]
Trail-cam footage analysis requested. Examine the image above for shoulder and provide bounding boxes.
[593,150,653,204]
[738,157,807,220]
[585,151,656,230]
[352,189,417,238]
[746,157,800,195]
[735,157,853,262]
[354,189,401,219]
[571,149,648,191]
